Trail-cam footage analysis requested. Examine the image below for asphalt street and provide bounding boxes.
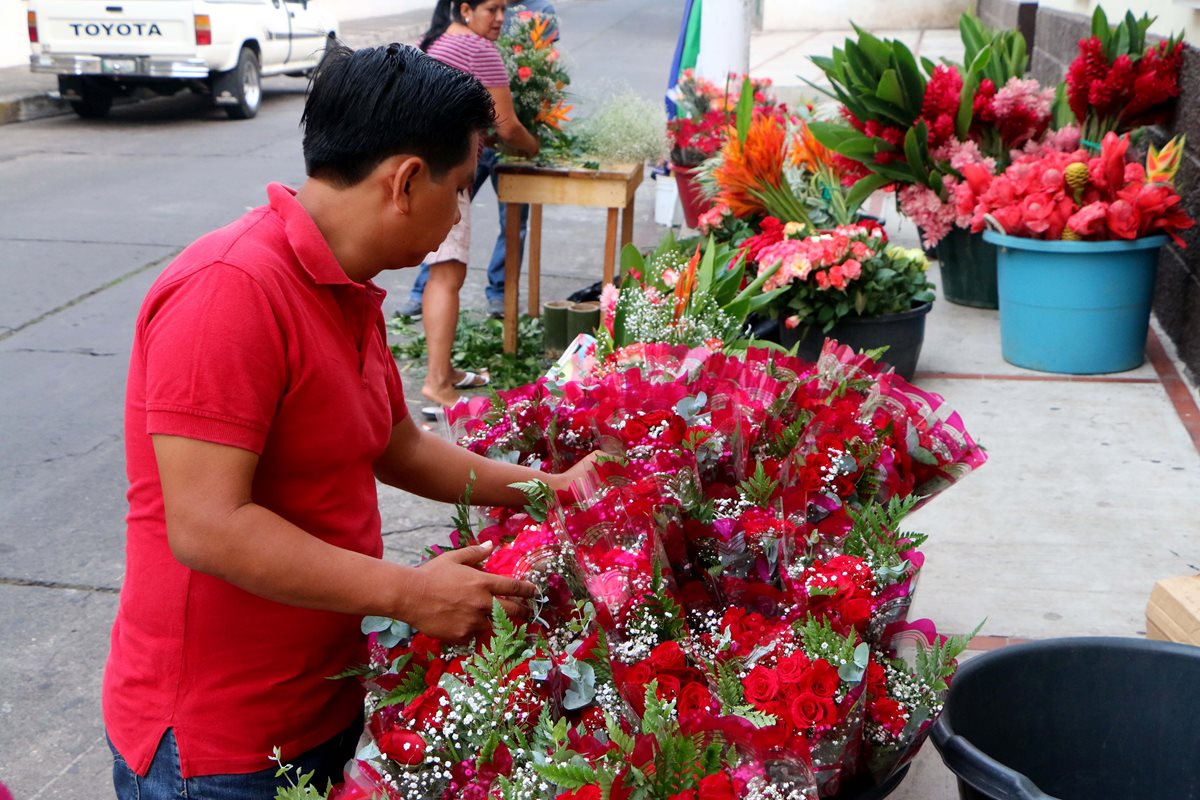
[0,1,679,795]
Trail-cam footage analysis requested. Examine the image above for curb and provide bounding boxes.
[0,91,69,126]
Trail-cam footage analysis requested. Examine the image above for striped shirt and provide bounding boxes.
[426,33,509,88]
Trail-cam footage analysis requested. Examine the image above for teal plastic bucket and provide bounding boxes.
[984,232,1166,374]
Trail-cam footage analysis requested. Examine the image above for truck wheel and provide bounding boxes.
[222,46,261,120]
[69,79,113,119]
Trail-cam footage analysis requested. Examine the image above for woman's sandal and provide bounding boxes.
[452,371,490,389]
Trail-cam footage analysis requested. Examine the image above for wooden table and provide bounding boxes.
[494,161,644,352]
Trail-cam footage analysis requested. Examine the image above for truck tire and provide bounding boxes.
[68,78,114,119]
[220,46,261,120]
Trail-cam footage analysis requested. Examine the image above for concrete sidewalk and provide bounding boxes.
[0,9,430,125]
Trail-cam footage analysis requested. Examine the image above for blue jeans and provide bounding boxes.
[409,148,530,304]
[108,720,360,800]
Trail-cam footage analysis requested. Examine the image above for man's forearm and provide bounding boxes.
[378,423,550,506]
[174,501,420,619]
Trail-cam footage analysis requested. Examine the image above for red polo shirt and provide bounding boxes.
[104,184,407,777]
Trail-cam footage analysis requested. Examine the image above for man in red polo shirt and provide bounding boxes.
[103,43,589,799]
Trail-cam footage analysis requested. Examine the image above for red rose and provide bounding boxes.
[678,681,716,717]
[517,66,533,81]
[870,697,909,735]
[622,660,653,690]
[667,792,698,800]
[742,665,781,707]
[654,674,682,703]
[649,641,687,672]
[806,659,842,699]
[788,692,836,730]
[558,787,602,800]
[401,686,448,730]
[621,418,649,443]
[696,771,737,800]
[377,728,426,765]
[774,652,811,686]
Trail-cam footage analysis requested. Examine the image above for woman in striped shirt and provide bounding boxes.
[418,0,540,412]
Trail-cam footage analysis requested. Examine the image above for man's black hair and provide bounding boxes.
[301,42,495,187]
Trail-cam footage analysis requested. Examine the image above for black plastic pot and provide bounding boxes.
[832,764,911,800]
[932,637,1200,800]
[778,302,932,381]
[936,229,998,309]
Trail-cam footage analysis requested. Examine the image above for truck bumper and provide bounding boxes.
[30,53,209,79]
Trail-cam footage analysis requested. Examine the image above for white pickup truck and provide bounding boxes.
[27,0,337,119]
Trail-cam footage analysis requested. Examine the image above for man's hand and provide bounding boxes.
[407,542,538,644]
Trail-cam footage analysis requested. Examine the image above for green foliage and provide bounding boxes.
[807,25,935,189]
[388,312,549,391]
[374,661,427,710]
[916,621,983,693]
[271,747,331,799]
[509,478,557,524]
[737,461,779,508]
[452,470,477,545]
[797,616,860,668]
[958,13,1027,88]
[843,497,928,579]
[464,601,529,689]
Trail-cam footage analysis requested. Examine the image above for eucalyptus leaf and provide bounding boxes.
[360,615,394,635]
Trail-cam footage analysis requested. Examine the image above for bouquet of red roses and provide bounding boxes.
[320,343,985,800]
[1065,7,1184,144]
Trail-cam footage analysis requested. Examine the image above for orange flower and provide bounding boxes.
[535,99,572,130]
[790,120,836,173]
[529,16,553,50]
[713,113,790,218]
[674,245,701,321]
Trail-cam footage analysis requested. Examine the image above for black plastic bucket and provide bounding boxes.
[932,637,1200,799]
[779,302,932,381]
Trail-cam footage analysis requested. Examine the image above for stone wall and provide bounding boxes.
[979,0,1200,381]
[976,0,1038,55]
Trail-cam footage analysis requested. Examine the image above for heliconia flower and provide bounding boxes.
[1147,135,1186,186]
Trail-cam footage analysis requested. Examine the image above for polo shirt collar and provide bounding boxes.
[268,183,356,287]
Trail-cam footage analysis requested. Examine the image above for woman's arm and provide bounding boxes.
[489,85,540,158]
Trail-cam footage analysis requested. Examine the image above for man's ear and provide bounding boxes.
[386,156,426,216]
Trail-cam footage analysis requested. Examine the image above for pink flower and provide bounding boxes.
[660,268,680,288]
[696,203,729,233]
[841,258,862,281]
[517,66,533,82]
[600,283,619,334]
[1067,201,1109,237]
[898,183,954,248]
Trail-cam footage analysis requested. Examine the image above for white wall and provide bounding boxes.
[758,0,972,31]
[1035,0,1200,44]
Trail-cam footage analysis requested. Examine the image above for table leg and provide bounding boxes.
[603,207,618,285]
[504,203,521,353]
[528,204,543,318]
[620,196,634,250]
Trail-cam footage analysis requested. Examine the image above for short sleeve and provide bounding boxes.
[141,264,287,454]
[377,315,409,425]
[472,39,511,87]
